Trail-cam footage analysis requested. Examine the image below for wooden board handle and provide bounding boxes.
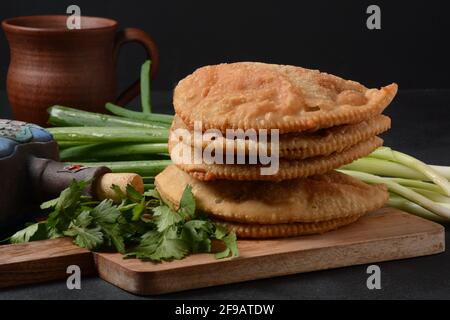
[94,173,144,202]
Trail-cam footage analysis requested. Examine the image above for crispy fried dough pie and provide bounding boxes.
[170,114,391,160]
[170,136,383,181]
[166,62,395,238]
[174,62,397,134]
[155,165,388,225]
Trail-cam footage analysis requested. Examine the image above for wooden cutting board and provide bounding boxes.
[0,208,445,294]
[0,237,96,288]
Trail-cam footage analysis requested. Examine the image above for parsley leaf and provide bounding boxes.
[40,197,59,210]
[110,184,126,200]
[91,200,120,224]
[67,225,103,250]
[91,200,125,253]
[153,205,182,232]
[149,237,189,261]
[181,220,213,253]
[215,231,239,259]
[130,230,161,255]
[47,179,89,234]
[178,185,196,219]
[128,227,189,262]
[64,211,103,250]
[126,185,143,203]
[55,180,90,212]
[214,224,229,240]
[131,198,146,221]
[10,222,48,244]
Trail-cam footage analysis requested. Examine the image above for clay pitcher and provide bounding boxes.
[2,15,159,126]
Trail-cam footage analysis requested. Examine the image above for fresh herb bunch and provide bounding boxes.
[9,180,239,262]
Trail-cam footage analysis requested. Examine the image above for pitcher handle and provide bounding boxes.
[113,28,160,106]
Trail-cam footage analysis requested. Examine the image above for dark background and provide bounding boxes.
[1,0,450,93]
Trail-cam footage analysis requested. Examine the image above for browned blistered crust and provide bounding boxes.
[174,62,397,134]
[170,114,391,160]
[171,136,383,181]
[155,165,388,224]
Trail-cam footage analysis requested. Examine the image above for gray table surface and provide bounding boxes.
[0,89,449,300]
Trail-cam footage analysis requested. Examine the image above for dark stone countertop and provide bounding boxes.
[0,89,449,300]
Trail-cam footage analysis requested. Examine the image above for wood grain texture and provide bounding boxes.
[94,208,445,295]
[0,238,95,288]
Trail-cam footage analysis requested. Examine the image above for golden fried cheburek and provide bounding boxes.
[174,62,397,134]
[170,114,391,160]
[155,165,388,225]
[171,136,383,181]
[164,62,396,239]
[214,215,362,238]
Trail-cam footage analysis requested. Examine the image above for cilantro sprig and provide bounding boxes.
[8,180,239,262]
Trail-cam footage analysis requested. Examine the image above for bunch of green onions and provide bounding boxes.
[340,147,450,223]
[47,60,172,191]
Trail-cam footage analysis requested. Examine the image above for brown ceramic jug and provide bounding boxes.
[2,15,159,126]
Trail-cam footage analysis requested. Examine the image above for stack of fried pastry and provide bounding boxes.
[156,62,398,238]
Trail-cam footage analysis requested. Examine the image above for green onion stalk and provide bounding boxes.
[140,60,152,114]
[48,105,169,129]
[339,147,450,223]
[369,147,450,196]
[48,127,168,143]
[60,143,168,161]
[338,170,450,220]
[71,160,171,177]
